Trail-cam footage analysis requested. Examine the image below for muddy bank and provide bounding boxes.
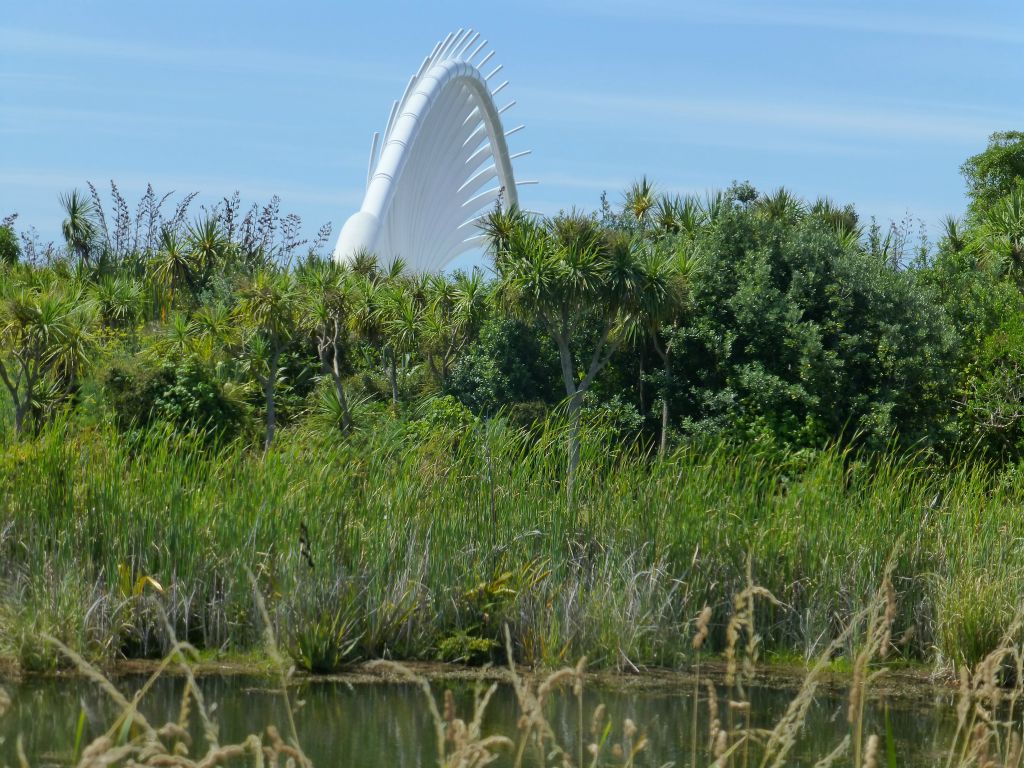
[0,656,954,705]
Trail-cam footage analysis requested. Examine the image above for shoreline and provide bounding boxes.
[0,655,954,703]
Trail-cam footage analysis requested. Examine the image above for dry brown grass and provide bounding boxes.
[9,573,1024,767]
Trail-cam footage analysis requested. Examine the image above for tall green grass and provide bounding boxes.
[0,407,1020,672]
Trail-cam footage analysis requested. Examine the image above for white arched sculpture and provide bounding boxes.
[334,29,532,272]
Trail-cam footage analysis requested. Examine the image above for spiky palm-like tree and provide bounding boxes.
[60,190,98,269]
[420,270,487,390]
[625,239,699,456]
[755,187,806,224]
[299,260,355,432]
[0,275,97,435]
[942,215,967,254]
[186,215,229,281]
[375,280,421,405]
[811,197,863,251]
[349,274,394,405]
[349,249,380,282]
[479,203,528,255]
[624,176,657,228]
[156,311,199,360]
[190,302,236,365]
[488,208,647,495]
[700,190,729,226]
[150,228,197,310]
[92,275,147,329]
[235,268,297,450]
[972,189,1024,282]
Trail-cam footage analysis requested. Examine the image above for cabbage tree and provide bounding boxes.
[486,208,648,495]
[0,273,96,435]
[299,261,355,432]
[60,190,97,270]
[235,268,297,450]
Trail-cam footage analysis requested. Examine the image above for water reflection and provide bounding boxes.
[1,673,959,766]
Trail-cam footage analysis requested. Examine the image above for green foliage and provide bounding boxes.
[0,418,1021,671]
[103,357,245,440]
[59,189,97,269]
[92,275,147,329]
[448,315,560,414]
[955,311,1024,457]
[970,188,1024,283]
[668,198,955,450]
[11,143,1024,675]
[961,131,1024,219]
[436,632,497,664]
[13,152,1023,463]
[0,225,19,265]
[587,392,644,442]
[405,394,477,443]
[0,270,98,434]
[290,615,361,673]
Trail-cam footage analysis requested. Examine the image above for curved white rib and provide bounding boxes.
[334,30,525,272]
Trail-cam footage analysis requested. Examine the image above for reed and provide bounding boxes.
[6,576,1024,767]
[0,406,1021,672]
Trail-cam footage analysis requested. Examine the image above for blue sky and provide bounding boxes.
[3,0,1023,262]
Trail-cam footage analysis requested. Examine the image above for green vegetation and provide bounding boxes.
[3,134,1024,674]
[6,573,1024,767]
[0,409,1022,674]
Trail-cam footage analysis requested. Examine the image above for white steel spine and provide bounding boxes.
[334,30,527,272]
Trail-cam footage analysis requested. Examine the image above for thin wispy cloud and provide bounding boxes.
[0,105,245,134]
[549,1,1024,45]
[0,27,402,82]
[3,2,1009,245]
[520,86,1014,144]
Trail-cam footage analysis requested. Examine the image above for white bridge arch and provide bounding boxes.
[334,29,533,272]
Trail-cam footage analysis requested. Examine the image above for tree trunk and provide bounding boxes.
[553,333,582,500]
[388,354,399,406]
[660,398,669,458]
[653,338,671,458]
[322,343,352,433]
[638,351,646,414]
[0,365,28,438]
[13,401,26,437]
[263,354,278,452]
[333,373,352,433]
[567,390,584,502]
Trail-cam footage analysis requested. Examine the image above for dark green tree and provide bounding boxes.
[962,131,1024,220]
[0,225,19,265]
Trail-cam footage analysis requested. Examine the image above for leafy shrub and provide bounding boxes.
[405,394,477,443]
[670,206,956,450]
[0,225,19,265]
[506,400,548,430]
[587,393,644,443]
[436,631,496,664]
[103,358,245,440]
[449,316,560,414]
[289,610,361,673]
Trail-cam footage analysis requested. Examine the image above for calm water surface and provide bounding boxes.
[1,672,960,766]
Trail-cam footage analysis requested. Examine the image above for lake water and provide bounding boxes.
[0,671,961,766]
